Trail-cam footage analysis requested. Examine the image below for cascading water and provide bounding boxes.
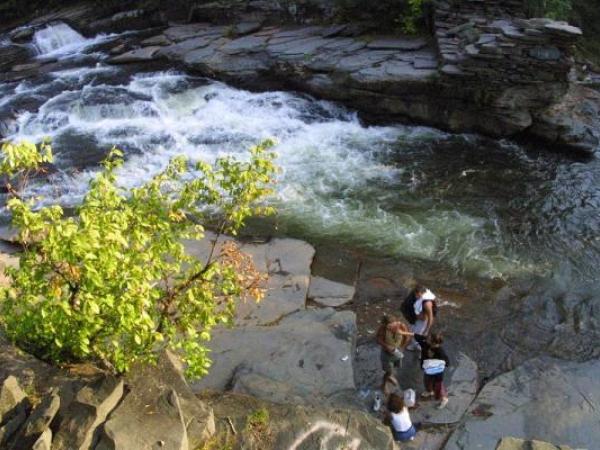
[32,23,87,55]
[30,22,115,57]
[4,68,600,281]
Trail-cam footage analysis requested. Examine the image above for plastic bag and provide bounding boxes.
[404,388,416,408]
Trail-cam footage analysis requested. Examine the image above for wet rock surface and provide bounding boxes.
[494,278,600,362]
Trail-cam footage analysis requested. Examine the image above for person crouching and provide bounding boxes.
[386,393,418,442]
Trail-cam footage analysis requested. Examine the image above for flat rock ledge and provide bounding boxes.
[186,233,358,406]
[308,275,355,307]
[446,357,600,450]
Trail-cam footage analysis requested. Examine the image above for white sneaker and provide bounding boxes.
[373,393,382,412]
[438,397,449,409]
[420,391,434,399]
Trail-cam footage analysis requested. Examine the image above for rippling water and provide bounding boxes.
[1,23,599,283]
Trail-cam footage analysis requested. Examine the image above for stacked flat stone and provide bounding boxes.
[434,0,581,84]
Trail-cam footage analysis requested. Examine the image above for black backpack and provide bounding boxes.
[401,291,417,324]
[401,291,438,325]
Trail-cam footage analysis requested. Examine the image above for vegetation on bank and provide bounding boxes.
[525,0,573,19]
[0,140,277,378]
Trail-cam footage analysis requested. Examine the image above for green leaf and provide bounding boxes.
[0,139,277,379]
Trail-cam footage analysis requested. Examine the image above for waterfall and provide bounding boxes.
[32,23,88,56]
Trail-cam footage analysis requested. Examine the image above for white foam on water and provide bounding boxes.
[32,22,115,57]
[9,71,530,278]
[50,65,118,83]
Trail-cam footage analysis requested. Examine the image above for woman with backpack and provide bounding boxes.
[401,284,437,349]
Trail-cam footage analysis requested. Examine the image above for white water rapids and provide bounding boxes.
[31,22,116,58]
[2,23,599,282]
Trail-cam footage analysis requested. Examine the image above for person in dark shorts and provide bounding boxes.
[376,315,412,376]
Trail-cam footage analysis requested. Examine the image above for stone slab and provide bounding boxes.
[96,352,214,449]
[52,377,123,450]
[544,22,582,37]
[496,437,573,450]
[163,24,214,42]
[97,390,188,450]
[366,37,428,51]
[108,46,162,64]
[446,357,600,450]
[220,34,268,54]
[308,276,355,307]
[12,392,60,450]
[192,308,357,405]
[413,352,478,425]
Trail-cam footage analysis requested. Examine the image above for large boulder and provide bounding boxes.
[192,308,357,405]
[52,377,123,450]
[0,376,29,446]
[530,85,600,154]
[0,376,26,422]
[96,389,189,450]
[11,392,60,450]
[446,357,600,449]
[95,351,215,449]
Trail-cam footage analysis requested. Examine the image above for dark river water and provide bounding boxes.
[1,23,599,292]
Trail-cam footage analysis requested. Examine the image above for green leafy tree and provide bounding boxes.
[0,140,277,378]
[401,0,425,34]
[526,0,572,20]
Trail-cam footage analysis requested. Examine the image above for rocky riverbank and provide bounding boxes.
[1,231,598,449]
[1,1,599,153]
[0,1,599,448]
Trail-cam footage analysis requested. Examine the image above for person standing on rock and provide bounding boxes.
[414,332,450,409]
[401,284,437,350]
[376,315,412,377]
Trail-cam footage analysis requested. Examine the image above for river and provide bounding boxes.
[1,24,599,351]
